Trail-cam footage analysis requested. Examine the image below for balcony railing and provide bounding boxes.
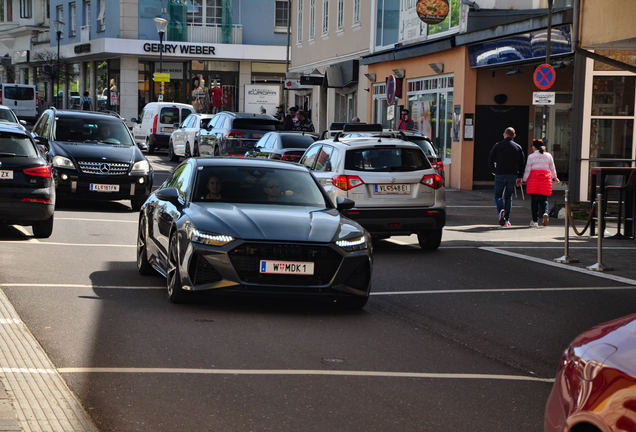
[186,24,242,44]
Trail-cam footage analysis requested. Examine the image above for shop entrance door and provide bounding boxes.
[534,101,572,186]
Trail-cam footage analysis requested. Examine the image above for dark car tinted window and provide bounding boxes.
[405,137,437,157]
[0,132,37,157]
[345,147,431,172]
[231,119,278,131]
[4,87,35,100]
[200,118,212,128]
[54,118,134,146]
[193,166,329,207]
[280,134,316,149]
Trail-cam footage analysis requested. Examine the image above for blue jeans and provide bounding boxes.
[494,174,518,221]
[530,194,549,222]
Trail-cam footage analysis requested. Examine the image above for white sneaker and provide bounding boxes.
[543,213,550,226]
[529,221,538,227]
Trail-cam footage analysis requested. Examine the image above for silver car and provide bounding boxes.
[168,113,215,161]
[299,136,446,249]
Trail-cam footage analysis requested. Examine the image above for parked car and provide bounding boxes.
[343,125,445,180]
[244,131,318,162]
[0,83,38,123]
[31,108,153,211]
[544,313,636,432]
[131,102,194,154]
[299,135,446,249]
[0,123,55,238]
[196,112,280,157]
[137,157,372,307]
[318,122,368,140]
[0,105,28,131]
[168,113,215,161]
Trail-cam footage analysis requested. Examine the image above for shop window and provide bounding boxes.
[591,76,636,116]
[589,119,634,161]
[594,50,636,72]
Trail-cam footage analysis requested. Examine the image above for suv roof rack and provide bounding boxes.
[342,123,383,132]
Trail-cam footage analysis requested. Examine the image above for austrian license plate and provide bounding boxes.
[90,184,120,192]
[0,170,13,179]
[259,260,314,275]
[161,127,174,133]
[374,184,411,194]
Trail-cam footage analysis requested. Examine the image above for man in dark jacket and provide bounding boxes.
[488,127,526,227]
[397,109,414,130]
[293,110,315,132]
[282,106,298,130]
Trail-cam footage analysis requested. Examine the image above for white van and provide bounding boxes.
[0,84,37,123]
[131,102,194,154]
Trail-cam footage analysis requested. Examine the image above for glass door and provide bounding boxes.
[534,99,572,187]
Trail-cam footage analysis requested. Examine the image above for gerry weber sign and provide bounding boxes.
[143,43,215,55]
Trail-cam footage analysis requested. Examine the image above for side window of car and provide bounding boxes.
[300,145,321,170]
[138,109,145,123]
[164,165,186,189]
[209,115,221,129]
[175,163,193,198]
[314,146,335,172]
[181,109,193,123]
[263,135,275,149]
[43,114,53,139]
[33,113,48,137]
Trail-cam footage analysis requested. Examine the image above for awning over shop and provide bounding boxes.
[325,60,359,88]
[361,38,453,66]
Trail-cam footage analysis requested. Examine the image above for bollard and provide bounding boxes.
[555,190,579,263]
[586,193,613,272]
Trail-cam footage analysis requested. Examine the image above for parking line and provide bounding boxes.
[55,218,137,223]
[1,241,135,247]
[372,286,636,295]
[0,284,164,289]
[55,367,554,383]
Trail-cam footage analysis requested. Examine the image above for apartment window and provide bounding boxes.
[297,0,303,43]
[46,0,49,19]
[97,0,104,31]
[336,0,343,30]
[309,0,315,40]
[20,0,32,19]
[275,0,288,28]
[84,1,90,26]
[188,0,223,26]
[70,3,76,36]
[353,0,360,25]
[321,0,328,35]
[56,5,63,37]
[0,0,14,21]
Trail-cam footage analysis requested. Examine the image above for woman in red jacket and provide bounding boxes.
[523,139,560,227]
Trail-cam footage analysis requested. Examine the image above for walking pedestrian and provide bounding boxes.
[488,127,526,227]
[293,110,315,132]
[81,91,92,111]
[282,106,298,131]
[522,139,560,227]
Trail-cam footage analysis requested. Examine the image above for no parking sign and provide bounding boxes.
[533,64,556,90]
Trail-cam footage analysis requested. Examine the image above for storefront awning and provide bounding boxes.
[360,38,454,66]
[325,60,359,88]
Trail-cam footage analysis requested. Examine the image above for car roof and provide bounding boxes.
[312,136,422,149]
[192,156,310,172]
[53,109,125,121]
[0,123,30,134]
[221,112,278,120]
[0,105,14,110]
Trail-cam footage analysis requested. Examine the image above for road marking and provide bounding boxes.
[481,247,636,286]
[55,367,553,383]
[372,286,636,295]
[1,241,135,247]
[55,218,137,223]
[0,284,164,289]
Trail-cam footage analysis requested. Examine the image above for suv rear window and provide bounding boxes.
[345,147,431,172]
[281,134,316,149]
[160,107,179,124]
[0,132,37,157]
[232,119,278,131]
[4,87,35,101]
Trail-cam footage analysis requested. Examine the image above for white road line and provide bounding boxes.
[371,286,636,295]
[55,367,553,383]
[55,218,137,223]
[481,247,636,286]
[0,284,164,290]
[1,241,135,247]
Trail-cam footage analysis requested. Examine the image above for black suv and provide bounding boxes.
[31,108,153,210]
[196,112,280,157]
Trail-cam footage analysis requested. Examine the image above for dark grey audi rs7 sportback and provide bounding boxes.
[137,157,373,308]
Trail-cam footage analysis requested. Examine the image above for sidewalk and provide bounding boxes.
[0,188,635,431]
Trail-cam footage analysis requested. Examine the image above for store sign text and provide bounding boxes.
[142,43,216,55]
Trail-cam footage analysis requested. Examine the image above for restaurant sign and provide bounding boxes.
[416,0,449,25]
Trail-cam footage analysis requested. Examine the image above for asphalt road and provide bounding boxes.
[1,153,636,431]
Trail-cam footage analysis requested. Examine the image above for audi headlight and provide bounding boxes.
[52,155,75,170]
[131,160,150,174]
[336,235,368,251]
[187,226,235,246]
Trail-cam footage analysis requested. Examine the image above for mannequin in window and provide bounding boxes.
[191,78,210,113]
[211,81,223,114]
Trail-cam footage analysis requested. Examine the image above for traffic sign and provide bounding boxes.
[387,75,396,105]
[533,92,555,105]
[153,72,170,83]
[533,64,556,90]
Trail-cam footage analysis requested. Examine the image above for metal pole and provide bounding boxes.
[285,0,291,111]
[555,190,579,263]
[541,0,553,145]
[56,31,61,109]
[159,31,164,99]
[586,193,613,271]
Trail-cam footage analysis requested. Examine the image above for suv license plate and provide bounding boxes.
[0,170,13,179]
[90,184,120,192]
[374,184,410,194]
[260,260,314,275]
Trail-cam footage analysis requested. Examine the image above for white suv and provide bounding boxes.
[299,136,446,249]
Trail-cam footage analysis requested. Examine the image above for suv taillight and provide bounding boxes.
[281,154,300,162]
[430,161,444,172]
[0,89,3,104]
[152,114,158,135]
[332,175,364,191]
[225,131,245,138]
[420,173,443,189]
[23,166,52,178]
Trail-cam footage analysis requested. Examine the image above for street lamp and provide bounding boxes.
[153,17,168,101]
[52,20,65,108]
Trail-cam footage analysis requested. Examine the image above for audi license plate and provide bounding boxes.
[90,184,120,192]
[0,170,13,179]
[374,184,410,194]
[260,260,314,275]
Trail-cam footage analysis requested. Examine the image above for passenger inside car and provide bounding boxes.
[263,176,284,201]
[204,174,223,200]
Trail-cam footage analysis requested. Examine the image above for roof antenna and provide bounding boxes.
[333,132,341,142]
